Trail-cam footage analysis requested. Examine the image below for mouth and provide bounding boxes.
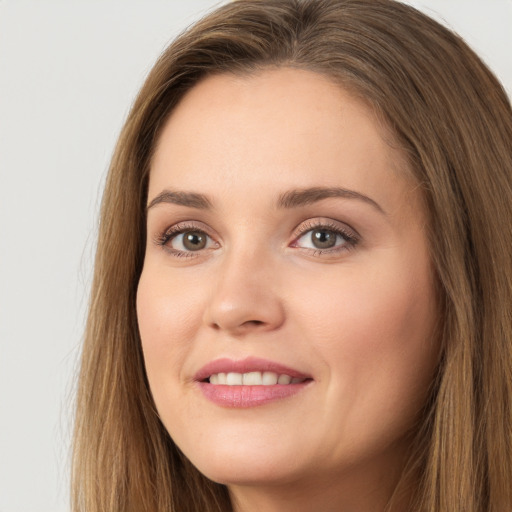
[207,371,307,385]
[195,357,313,407]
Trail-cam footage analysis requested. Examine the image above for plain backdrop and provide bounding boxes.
[0,1,510,511]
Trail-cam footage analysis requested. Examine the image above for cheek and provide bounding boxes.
[136,267,203,392]
[298,259,434,338]
[292,253,438,409]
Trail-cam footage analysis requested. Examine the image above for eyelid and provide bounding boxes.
[152,217,360,259]
[153,220,219,257]
[290,218,360,253]
[292,217,359,239]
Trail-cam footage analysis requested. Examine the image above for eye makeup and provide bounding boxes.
[290,218,359,257]
[153,221,218,259]
[152,216,360,260]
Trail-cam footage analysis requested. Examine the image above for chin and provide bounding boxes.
[198,459,304,488]
[182,437,308,487]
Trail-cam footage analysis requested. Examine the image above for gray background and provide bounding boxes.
[0,1,510,511]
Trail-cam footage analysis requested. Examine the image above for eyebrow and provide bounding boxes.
[146,186,385,214]
[277,187,385,214]
[147,190,213,211]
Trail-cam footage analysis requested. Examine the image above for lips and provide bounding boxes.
[194,357,312,408]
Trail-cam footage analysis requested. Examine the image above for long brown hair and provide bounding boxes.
[72,1,512,511]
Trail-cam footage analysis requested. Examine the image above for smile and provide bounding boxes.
[195,357,313,407]
[208,372,307,385]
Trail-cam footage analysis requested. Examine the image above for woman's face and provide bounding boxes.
[137,68,439,502]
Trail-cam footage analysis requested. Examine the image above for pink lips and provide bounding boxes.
[195,357,312,408]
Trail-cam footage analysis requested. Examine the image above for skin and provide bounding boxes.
[137,68,439,512]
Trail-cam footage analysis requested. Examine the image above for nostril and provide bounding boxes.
[244,320,264,327]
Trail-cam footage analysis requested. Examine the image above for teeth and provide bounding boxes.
[226,372,243,385]
[208,371,306,386]
[262,371,278,385]
[243,371,261,385]
[277,374,292,384]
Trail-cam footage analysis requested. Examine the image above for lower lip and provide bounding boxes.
[198,382,311,408]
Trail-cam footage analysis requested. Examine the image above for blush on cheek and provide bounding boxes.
[137,272,197,348]
[303,256,436,381]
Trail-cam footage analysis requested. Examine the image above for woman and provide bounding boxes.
[72,0,512,511]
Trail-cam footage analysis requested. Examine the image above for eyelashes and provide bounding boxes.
[153,218,359,259]
[154,222,218,258]
[290,219,358,254]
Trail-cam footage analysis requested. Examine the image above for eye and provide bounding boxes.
[300,228,340,249]
[155,222,218,256]
[170,230,211,251]
[291,221,358,254]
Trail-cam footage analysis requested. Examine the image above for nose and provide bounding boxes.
[203,248,285,335]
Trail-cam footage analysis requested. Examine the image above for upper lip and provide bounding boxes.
[194,357,312,382]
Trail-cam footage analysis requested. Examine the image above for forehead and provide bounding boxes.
[149,67,418,218]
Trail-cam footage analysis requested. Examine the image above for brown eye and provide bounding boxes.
[293,223,357,254]
[310,229,337,249]
[168,230,212,252]
[182,231,207,251]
